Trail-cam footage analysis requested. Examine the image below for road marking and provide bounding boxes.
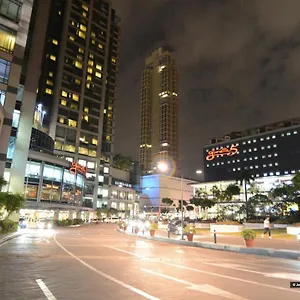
[141,269,248,300]
[205,263,300,281]
[36,279,57,300]
[104,245,146,259]
[54,235,159,300]
[107,246,300,294]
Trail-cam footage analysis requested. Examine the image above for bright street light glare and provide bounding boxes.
[157,162,168,172]
[196,170,203,174]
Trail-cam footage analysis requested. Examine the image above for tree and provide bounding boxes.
[161,198,173,206]
[271,171,300,220]
[113,154,133,171]
[247,194,273,218]
[237,168,255,219]
[0,176,25,219]
[190,188,216,218]
[223,183,240,201]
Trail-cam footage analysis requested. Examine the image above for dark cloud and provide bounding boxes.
[112,0,300,176]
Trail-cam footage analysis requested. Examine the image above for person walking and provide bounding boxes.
[261,216,272,238]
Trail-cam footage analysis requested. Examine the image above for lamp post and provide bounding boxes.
[156,162,202,240]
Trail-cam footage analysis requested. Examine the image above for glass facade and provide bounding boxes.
[24,160,85,206]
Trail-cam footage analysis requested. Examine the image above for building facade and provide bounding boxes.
[204,118,300,182]
[139,47,179,173]
[140,174,194,214]
[0,0,34,180]
[21,0,120,208]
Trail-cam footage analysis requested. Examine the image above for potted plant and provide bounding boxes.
[184,225,196,241]
[241,229,256,247]
[118,221,127,231]
[149,222,159,237]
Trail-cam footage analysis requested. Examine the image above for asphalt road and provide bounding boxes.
[1,224,300,300]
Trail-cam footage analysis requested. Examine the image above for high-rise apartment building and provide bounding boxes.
[139,47,179,173]
[0,0,34,183]
[9,0,120,209]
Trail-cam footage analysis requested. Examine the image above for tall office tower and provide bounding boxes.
[25,0,120,208]
[0,0,34,182]
[139,47,179,173]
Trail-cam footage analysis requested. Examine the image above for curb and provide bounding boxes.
[118,229,300,261]
[0,232,23,245]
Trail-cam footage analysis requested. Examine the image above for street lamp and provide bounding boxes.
[157,161,202,240]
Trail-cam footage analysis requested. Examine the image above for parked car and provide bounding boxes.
[167,220,188,235]
[37,219,52,229]
[18,218,27,229]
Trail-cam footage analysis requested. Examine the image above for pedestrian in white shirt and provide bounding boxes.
[261,217,272,238]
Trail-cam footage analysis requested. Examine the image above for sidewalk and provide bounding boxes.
[155,229,300,251]
[0,231,23,245]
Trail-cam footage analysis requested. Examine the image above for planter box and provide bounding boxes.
[274,224,289,229]
[286,226,300,235]
[195,223,211,229]
[244,223,264,229]
[210,224,245,233]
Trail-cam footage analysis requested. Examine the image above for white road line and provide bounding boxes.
[36,279,57,300]
[107,245,300,294]
[141,269,249,300]
[54,234,159,300]
[104,245,146,259]
[0,240,11,247]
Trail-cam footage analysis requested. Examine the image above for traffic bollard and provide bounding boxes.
[213,230,217,244]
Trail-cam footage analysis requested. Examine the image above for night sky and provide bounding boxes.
[112,0,300,175]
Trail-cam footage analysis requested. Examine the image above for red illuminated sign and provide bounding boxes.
[206,145,238,161]
[69,162,87,176]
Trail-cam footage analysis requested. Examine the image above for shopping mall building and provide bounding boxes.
[204,118,300,182]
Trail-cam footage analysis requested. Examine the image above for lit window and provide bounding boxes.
[61,90,68,97]
[0,29,16,53]
[52,39,58,45]
[68,119,77,127]
[108,113,112,118]
[63,144,75,153]
[111,57,116,63]
[50,55,56,61]
[87,67,93,74]
[75,78,81,85]
[89,53,94,59]
[92,138,97,145]
[84,107,89,113]
[69,35,75,41]
[46,80,53,86]
[98,43,103,49]
[75,61,83,69]
[72,94,79,101]
[58,117,64,123]
[60,99,67,106]
[83,115,89,122]
[78,31,86,39]
[88,150,97,157]
[78,159,86,167]
[87,161,95,169]
[49,72,53,77]
[104,109,107,114]
[95,72,102,78]
[58,11,61,15]
[91,39,96,45]
[71,21,75,26]
[86,75,92,81]
[104,167,109,174]
[96,64,102,71]
[106,135,111,141]
[82,4,89,11]
[45,88,53,95]
[108,106,112,110]
[54,141,62,150]
[82,11,87,17]
[86,83,90,89]
[80,24,87,32]
[79,147,88,155]
[78,48,84,54]
[88,60,94,66]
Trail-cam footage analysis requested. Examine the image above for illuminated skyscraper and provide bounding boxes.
[139,47,179,173]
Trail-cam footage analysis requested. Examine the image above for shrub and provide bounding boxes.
[184,225,196,234]
[293,222,300,227]
[118,221,127,229]
[241,229,256,240]
[216,221,241,225]
[245,219,264,223]
[273,218,292,224]
[149,222,159,231]
[0,219,18,233]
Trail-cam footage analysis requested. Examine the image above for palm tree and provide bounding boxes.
[237,168,255,220]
